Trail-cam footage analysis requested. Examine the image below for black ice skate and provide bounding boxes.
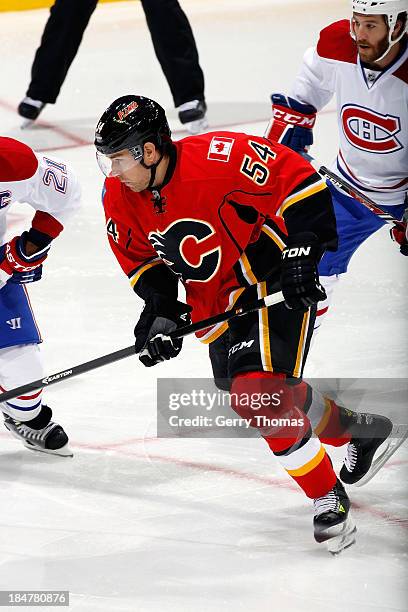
[339,410,408,487]
[178,99,208,134]
[18,97,46,128]
[3,409,72,457]
[313,479,356,555]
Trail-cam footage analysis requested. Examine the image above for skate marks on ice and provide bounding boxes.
[1,436,407,611]
[0,98,91,152]
[2,431,407,527]
[0,97,272,153]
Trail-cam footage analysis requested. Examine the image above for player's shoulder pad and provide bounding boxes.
[317,20,358,64]
[393,57,408,85]
[0,137,38,182]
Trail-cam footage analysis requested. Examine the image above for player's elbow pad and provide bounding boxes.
[132,264,179,303]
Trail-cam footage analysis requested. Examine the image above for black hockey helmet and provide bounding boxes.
[94,95,172,156]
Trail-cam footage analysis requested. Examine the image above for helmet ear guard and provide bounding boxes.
[350,0,408,61]
[129,145,144,161]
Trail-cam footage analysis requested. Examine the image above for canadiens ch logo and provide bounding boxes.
[341,104,402,154]
[148,219,221,283]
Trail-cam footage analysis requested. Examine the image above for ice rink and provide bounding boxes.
[0,1,407,610]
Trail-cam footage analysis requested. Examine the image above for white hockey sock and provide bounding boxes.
[0,344,44,422]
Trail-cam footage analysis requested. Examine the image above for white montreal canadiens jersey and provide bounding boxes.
[0,137,81,244]
[290,20,408,206]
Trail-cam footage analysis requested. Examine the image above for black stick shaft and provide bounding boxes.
[320,166,405,229]
[0,291,284,403]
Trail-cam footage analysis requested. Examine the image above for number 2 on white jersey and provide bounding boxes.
[42,158,68,194]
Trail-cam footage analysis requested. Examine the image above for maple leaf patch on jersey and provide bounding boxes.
[207,136,235,162]
[148,219,221,283]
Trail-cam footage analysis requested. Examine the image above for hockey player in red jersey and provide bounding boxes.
[94,95,367,551]
[0,137,81,456]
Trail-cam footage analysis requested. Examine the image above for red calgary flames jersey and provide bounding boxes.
[102,131,331,342]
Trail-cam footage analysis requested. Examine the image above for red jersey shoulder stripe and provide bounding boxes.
[0,137,38,182]
[393,57,408,84]
[317,20,358,65]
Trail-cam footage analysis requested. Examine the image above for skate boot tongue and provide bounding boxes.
[313,489,340,517]
[313,480,356,553]
[343,441,359,473]
[313,489,347,526]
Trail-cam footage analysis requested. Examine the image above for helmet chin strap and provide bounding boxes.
[374,28,400,62]
[141,153,164,189]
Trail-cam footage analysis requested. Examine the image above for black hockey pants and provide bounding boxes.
[26,0,205,107]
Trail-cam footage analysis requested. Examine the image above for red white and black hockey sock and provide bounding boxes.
[292,380,351,447]
[230,372,337,498]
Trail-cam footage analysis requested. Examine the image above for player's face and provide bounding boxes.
[103,149,151,192]
[352,13,390,63]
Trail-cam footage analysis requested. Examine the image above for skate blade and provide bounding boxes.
[354,423,408,487]
[20,118,36,130]
[24,440,73,458]
[328,523,357,556]
[184,117,209,135]
[315,516,357,554]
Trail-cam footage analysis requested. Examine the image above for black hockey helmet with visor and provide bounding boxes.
[95,95,171,178]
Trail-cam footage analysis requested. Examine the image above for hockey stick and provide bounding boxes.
[0,290,285,403]
[318,165,406,230]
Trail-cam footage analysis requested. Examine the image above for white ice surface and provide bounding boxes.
[0,1,407,611]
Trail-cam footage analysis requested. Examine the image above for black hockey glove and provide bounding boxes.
[134,294,192,367]
[280,232,327,311]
